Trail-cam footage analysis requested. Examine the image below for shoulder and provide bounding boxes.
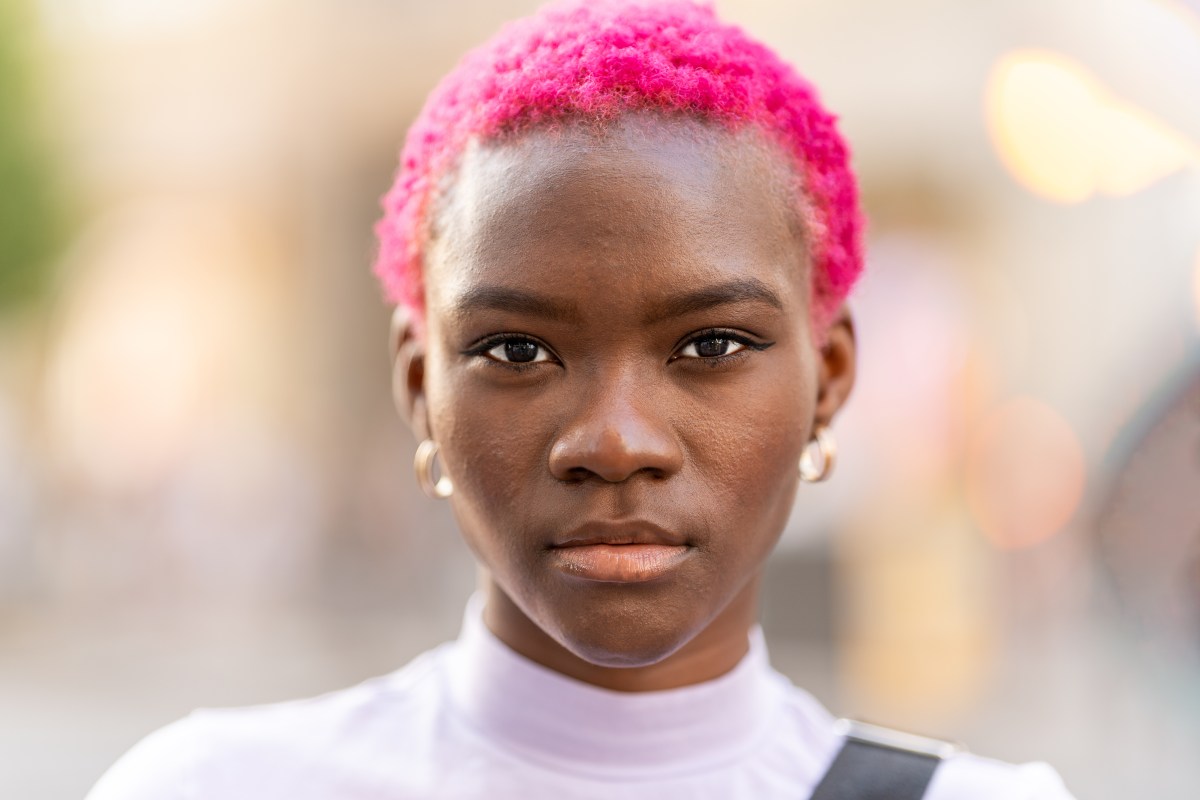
[85,713,208,800]
[768,678,1074,800]
[930,752,1075,800]
[86,645,450,800]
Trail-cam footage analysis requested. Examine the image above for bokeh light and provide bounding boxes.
[966,396,1086,550]
[986,49,1198,203]
[45,201,277,492]
[838,502,992,726]
[1194,245,1200,329]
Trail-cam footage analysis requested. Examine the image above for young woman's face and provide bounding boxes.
[400,114,854,671]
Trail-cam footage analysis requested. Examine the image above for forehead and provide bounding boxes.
[425,113,810,319]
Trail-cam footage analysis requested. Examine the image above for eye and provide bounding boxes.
[677,334,750,359]
[483,337,553,364]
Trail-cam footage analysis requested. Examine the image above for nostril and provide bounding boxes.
[557,464,669,485]
[560,467,593,484]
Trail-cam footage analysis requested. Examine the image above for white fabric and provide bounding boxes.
[88,595,1075,799]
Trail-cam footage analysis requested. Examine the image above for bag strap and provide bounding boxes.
[808,720,962,800]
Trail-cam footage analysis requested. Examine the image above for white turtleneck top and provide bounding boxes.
[87,595,1074,799]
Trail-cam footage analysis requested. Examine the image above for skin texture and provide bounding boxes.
[392,114,856,692]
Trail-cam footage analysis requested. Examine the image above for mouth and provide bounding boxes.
[547,522,693,583]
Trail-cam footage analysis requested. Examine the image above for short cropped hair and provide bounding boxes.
[374,0,863,334]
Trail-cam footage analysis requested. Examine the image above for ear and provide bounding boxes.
[391,305,431,441]
[814,305,856,426]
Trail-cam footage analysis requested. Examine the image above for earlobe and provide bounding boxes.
[391,305,430,440]
[814,305,857,426]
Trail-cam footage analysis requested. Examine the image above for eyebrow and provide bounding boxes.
[643,278,784,323]
[449,285,582,324]
[447,277,784,326]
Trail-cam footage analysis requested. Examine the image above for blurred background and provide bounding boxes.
[1,0,1197,796]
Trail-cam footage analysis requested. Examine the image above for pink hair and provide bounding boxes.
[374,0,863,334]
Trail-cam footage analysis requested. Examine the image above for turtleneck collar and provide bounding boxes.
[443,593,781,779]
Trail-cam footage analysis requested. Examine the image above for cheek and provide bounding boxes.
[447,410,543,519]
[424,362,548,560]
[682,374,810,553]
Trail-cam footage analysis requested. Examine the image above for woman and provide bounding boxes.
[89,2,1074,797]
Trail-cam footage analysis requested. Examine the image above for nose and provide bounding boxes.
[548,378,684,483]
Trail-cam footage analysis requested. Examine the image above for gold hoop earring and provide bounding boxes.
[414,439,453,499]
[799,425,836,483]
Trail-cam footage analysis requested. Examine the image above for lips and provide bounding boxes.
[548,522,692,583]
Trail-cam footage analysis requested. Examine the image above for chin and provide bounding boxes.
[545,586,703,668]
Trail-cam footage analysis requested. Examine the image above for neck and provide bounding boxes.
[482,576,762,692]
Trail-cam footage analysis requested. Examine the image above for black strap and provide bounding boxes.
[808,724,951,800]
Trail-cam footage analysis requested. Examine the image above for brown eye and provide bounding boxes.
[678,336,748,359]
[485,338,551,364]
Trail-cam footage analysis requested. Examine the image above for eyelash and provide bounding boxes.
[463,329,773,371]
[673,328,773,365]
[463,334,559,372]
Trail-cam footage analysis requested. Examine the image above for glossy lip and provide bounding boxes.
[548,521,693,583]
[551,520,687,549]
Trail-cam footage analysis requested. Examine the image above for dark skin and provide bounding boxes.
[392,113,856,692]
